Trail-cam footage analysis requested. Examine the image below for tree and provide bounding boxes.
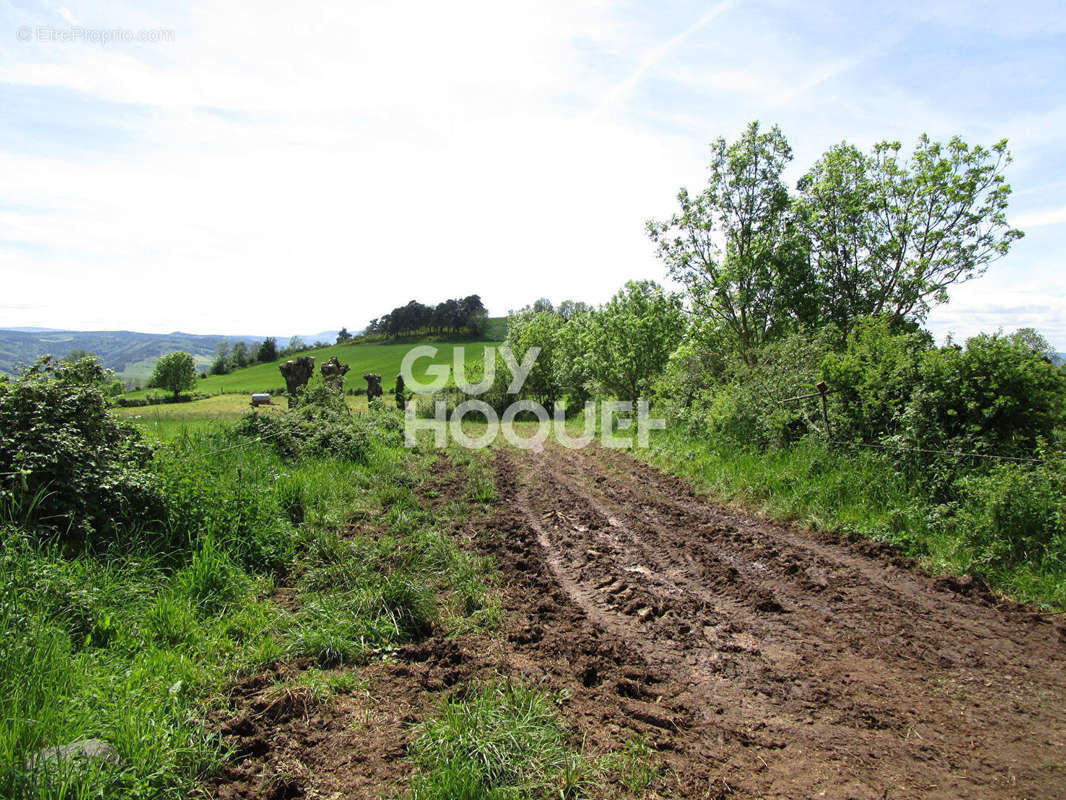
[795,135,1023,336]
[258,337,278,362]
[336,327,353,344]
[647,121,813,363]
[232,341,250,369]
[583,281,685,402]
[557,300,593,322]
[531,298,554,314]
[210,341,231,375]
[150,351,197,399]
[504,310,565,407]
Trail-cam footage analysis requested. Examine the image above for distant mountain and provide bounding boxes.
[1053,352,1065,366]
[0,328,260,383]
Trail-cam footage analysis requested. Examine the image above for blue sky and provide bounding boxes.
[1,0,1064,347]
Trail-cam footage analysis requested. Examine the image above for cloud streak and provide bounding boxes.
[591,0,737,120]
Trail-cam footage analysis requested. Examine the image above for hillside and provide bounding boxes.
[0,328,258,381]
[124,337,498,398]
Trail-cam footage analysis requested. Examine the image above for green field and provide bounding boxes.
[124,339,496,399]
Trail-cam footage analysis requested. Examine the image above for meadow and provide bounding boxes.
[125,339,495,400]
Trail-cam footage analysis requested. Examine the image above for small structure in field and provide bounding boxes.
[364,373,383,403]
[250,393,274,408]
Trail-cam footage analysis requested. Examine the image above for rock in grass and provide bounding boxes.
[25,738,122,773]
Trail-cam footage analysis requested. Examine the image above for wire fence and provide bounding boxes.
[826,438,1046,465]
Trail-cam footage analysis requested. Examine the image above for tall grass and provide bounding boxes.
[0,409,499,798]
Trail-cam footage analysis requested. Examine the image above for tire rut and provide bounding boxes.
[502,442,1066,799]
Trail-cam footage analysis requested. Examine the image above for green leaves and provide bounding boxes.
[648,121,816,361]
[149,351,197,399]
[796,133,1024,335]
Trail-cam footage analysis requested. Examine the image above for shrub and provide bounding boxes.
[821,316,932,443]
[955,452,1066,571]
[0,357,164,540]
[235,381,403,462]
[691,328,836,448]
[899,332,1066,461]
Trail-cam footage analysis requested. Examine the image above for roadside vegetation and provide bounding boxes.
[0,357,501,798]
[477,123,1065,609]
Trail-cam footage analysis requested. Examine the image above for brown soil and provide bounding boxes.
[205,443,1066,799]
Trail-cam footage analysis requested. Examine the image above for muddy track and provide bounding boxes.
[206,444,1066,799]
[500,442,1066,799]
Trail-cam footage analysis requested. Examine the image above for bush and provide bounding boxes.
[235,381,403,462]
[899,332,1066,461]
[955,452,1066,571]
[821,316,931,443]
[690,328,836,448]
[0,357,164,540]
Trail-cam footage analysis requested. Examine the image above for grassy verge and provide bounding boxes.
[631,427,1066,610]
[0,404,497,798]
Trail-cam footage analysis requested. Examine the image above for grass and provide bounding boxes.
[123,339,497,398]
[406,680,590,800]
[0,402,501,798]
[406,680,661,800]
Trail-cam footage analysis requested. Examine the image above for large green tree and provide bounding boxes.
[647,121,813,363]
[150,351,197,399]
[583,281,684,402]
[795,135,1023,336]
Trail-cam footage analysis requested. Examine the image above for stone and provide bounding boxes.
[26,739,121,772]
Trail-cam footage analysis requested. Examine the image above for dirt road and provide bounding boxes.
[490,442,1066,798]
[209,442,1066,799]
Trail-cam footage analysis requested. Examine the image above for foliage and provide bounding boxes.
[504,310,566,407]
[581,281,685,402]
[955,453,1066,573]
[647,121,814,361]
[821,316,933,443]
[896,331,1066,462]
[689,328,837,448]
[796,135,1023,335]
[257,336,278,363]
[149,351,198,399]
[367,295,487,338]
[235,381,404,463]
[0,356,163,540]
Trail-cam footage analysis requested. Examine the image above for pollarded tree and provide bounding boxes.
[795,135,1024,337]
[150,351,197,399]
[647,121,814,363]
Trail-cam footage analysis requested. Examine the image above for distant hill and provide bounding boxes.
[0,329,261,383]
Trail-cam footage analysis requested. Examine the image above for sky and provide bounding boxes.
[0,0,1064,347]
